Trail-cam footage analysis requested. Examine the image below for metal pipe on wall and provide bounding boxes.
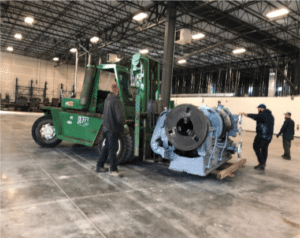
[161,1,176,109]
[88,54,91,65]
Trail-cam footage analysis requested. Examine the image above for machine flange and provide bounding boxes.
[164,104,209,151]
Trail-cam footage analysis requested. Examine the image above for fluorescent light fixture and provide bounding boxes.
[266,8,289,18]
[7,46,13,52]
[53,57,59,61]
[192,33,205,40]
[233,48,246,54]
[90,36,99,43]
[70,48,77,53]
[178,59,187,64]
[14,33,22,40]
[270,72,275,76]
[278,87,283,91]
[24,16,34,24]
[139,49,149,54]
[133,12,148,21]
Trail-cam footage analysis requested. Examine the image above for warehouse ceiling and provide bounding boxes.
[1,0,300,69]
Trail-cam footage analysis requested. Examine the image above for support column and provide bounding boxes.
[207,73,213,93]
[295,51,300,95]
[74,50,78,97]
[161,1,176,109]
[268,68,276,97]
[259,46,297,92]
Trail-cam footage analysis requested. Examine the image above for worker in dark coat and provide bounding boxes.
[95,83,125,177]
[276,112,294,160]
[240,104,274,171]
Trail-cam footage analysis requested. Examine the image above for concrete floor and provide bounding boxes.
[1,111,300,238]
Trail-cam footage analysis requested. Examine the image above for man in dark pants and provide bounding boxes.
[95,83,125,177]
[241,104,274,171]
[276,112,294,160]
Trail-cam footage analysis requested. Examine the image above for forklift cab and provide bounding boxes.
[61,64,131,115]
[95,65,133,114]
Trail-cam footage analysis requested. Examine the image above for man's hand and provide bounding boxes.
[124,124,130,134]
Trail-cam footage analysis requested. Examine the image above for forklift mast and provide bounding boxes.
[130,53,161,158]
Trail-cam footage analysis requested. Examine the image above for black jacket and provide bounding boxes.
[248,109,274,140]
[102,93,125,133]
[278,118,295,140]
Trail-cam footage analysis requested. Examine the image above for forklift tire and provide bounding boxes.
[98,132,134,165]
[32,116,62,147]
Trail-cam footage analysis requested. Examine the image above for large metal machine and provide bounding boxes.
[151,103,242,176]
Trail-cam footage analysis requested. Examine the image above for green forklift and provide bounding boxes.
[32,53,165,164]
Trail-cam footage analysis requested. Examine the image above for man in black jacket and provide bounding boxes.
[276,112,294,160]
[95,83,125,177]
[241,104,274,171]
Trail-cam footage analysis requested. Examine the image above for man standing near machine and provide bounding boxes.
[95,83,125,177]
[240,104,274,171]
[276,112,295,160]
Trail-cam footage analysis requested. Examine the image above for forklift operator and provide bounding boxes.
[95,83,125,177]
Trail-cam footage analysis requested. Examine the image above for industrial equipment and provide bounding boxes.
[15,78,47,105]
[151,103,242,176]
[32,53,163,164]
[32,52,243,177]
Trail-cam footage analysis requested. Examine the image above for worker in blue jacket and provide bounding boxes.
[240,104,274,171]
[276,112,294,160]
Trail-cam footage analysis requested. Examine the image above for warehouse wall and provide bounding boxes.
[171,95,300,137]
[0,52,86,102]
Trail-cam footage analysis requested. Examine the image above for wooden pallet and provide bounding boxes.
[210,158,246,180]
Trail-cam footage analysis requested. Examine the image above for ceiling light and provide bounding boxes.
[133,12,148,21]
[24,16,34,24]
[178,59,187,64]
[53,57,59,61]
[266,8,289,18]
[192,33,205,40]
[139,49,149,54]
[7,46,13,52]
[14,33,22,40]
[90,36,99,43]
[70,48,77,53]
[232,48,246,54]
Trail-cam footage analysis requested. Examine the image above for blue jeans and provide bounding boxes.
[96,129,119,171]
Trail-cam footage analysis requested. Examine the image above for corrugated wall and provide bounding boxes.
[172,64,298,96]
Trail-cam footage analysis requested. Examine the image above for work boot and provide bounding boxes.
[254,164,265,171]
[254,164,261,169]
[283,156,291,160]
[281,155,287,158]
[109,170,123,178]
[95,167,108,173]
